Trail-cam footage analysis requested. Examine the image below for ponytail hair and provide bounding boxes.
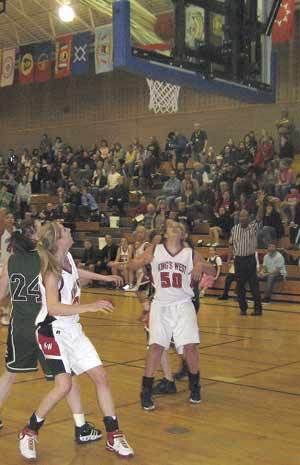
[37,222,62,278]
[10,218,37,254]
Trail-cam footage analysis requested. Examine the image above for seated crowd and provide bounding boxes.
[0,116,298,304]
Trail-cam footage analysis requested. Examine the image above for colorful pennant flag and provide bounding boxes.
[95,25,113,74]
[19,45,35,84]
[35,41,53,83]
[55,35,72,79]
[272,0,295,43]
[72,32,91,76]
[0,48,16,87]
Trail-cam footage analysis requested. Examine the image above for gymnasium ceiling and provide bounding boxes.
[0,0,172,49]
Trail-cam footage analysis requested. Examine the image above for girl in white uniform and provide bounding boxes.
[129,222,211,410]
[19,222,134,460]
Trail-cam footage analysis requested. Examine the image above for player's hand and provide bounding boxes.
[104,274,124,287]
[190,264,202,282]
[89,299,114,314]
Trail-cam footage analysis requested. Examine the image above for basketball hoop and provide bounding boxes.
[146,78,181,114]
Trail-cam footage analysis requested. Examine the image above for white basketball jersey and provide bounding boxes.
[55,252,80,325]
[151,243,194,305]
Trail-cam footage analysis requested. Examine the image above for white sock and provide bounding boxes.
[73,413,85,427]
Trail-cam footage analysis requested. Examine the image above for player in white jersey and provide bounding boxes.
[129,221,210,410]
[19,222,134,460]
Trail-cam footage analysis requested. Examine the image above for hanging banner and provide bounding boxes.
[35,41,53,83]
[272,0,295,43]
[72,32,91,76]
[55,35,72,79]
[19,45,35,84]
[0,48,16,87]
[95,25,113,74]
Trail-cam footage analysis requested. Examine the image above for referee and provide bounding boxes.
[229,209,262,316]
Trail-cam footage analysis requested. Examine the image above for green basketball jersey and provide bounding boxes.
[8,250,43,322]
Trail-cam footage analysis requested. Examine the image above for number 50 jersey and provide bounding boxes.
[151,244,194,305]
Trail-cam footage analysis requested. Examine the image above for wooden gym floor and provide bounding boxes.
[0,290,300,465]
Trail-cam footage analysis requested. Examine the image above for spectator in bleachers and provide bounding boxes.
[190,123,208,162]
[209,207,234,247]
[157,170,181,208]
[147,136,160,168]
[276,161,295,200]
[281,186,300,223]
[258,242,287,302]
[0,184,13,210]
[199,247,222,297]
[15,176,31,218]
[279,134,294,160]
[109,237,134,288]
[99,139,109,160]
[165,131,188,170]
[153,200,169,233]
[80,240,97,272]
[95,234,118,276]
[40,202,56,222]
[124,145,137,177]
[143,203,156,230]
[107,176,128,215]
[173,201,193,232]
[181,180,198,210]
[258,203,284,248]
[113,142,125,169]
[78,186,98,220]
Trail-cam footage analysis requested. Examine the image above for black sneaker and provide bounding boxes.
[75,422,102,444]
[174,362,189,381]
[190,387,202,404]
[140,389,155,411]
[0,418,3,429]
[152,378,177,395]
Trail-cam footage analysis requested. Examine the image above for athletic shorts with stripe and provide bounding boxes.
[6,317,52,377]
[37,322,102,376]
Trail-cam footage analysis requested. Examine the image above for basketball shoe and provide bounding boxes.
[19,427,38,460]
[75,422,102,444]
[152,378,177,395]
[140,387,155,410]
[106,431,134,457]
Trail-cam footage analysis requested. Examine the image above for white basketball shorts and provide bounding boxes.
[37,322,102,376]
[149,300,200,354]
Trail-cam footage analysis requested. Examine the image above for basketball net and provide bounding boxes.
[146,78,181,114]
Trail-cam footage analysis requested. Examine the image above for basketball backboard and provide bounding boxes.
[113,0,276,104]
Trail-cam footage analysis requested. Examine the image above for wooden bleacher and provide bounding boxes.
[31,193,300,303]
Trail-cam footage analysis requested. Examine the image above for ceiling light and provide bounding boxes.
[58,4,75,23]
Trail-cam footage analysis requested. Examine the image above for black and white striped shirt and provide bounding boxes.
[229,222,259,257]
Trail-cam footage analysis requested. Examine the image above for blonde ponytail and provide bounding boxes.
[37,222,62,278]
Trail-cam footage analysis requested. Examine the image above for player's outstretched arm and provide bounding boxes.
[77,267,123,287]
[0,263,9,302]
[45,272,114,316]
[127,245,154,272]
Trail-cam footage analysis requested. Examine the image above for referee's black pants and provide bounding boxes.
[234,255,262,314]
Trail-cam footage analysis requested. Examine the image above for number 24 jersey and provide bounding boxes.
[151,244,194,305]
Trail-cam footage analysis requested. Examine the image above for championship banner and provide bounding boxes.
[0,48,16,88]
[55,35,72,79]
[72,32,91,76]
[95,25,113,74]
[35,41,53,83]
[19,45,34,84]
